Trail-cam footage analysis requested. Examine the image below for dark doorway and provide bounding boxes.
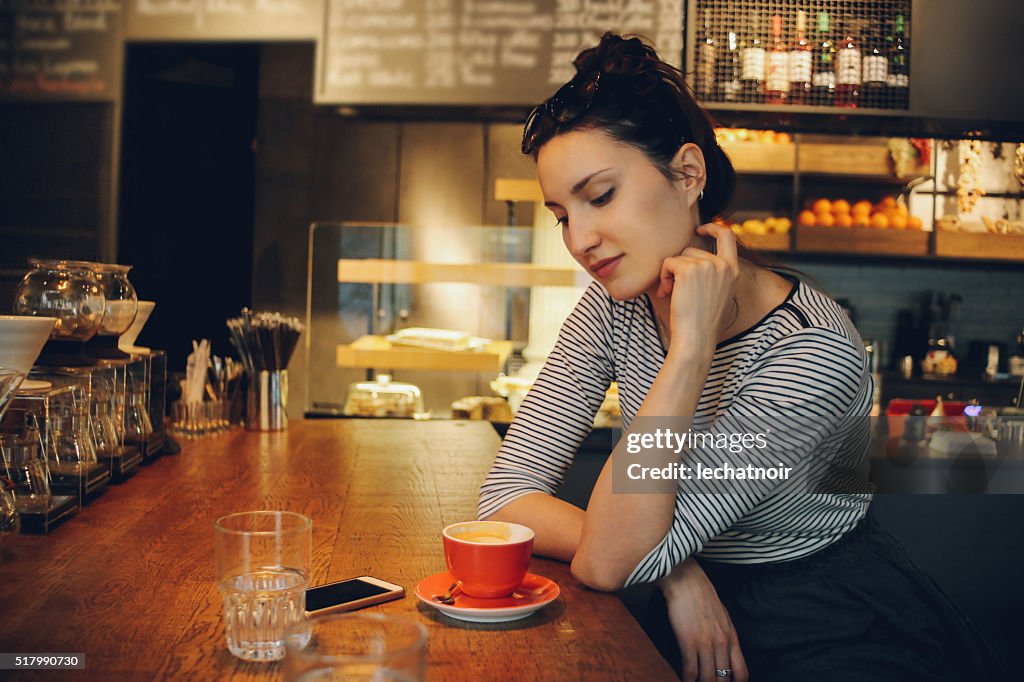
[118,43,259,371]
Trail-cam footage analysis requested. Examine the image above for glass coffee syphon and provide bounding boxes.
[86,264,138,360]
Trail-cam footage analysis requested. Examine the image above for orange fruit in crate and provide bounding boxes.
[832,199,851,214]
[853,214,871,229]
[852,200,873,217]
[870,213,890,229]
[816,212,835,227]
[798,210,817,227]
[894,204,910,218]
[835,213,854,228]
[890,214,908,230]
[812,198,832,214]
[880,196,897,209]
[908,216,923,230]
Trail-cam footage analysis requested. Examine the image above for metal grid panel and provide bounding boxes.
[691,0,911,110]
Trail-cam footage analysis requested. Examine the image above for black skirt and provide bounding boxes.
[641,513,1007,681]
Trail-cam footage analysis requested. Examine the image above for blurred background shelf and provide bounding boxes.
[934,232,1024,261]
[337,335,514,372]
[338,258,579,288]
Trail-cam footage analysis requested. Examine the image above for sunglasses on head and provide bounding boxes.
[521,71,602,155]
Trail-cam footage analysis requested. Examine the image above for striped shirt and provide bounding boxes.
[478,276,874,586]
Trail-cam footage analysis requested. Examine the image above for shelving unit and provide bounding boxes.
[493,130,1024,263]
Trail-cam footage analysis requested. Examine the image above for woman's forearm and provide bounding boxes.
[482,492,585,563]
[572,347,712,590]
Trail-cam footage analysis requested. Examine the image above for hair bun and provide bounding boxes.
[573,33,661,92]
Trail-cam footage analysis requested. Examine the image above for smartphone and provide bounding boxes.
[305,576,405,615]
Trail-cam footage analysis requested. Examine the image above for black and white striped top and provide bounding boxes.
[478,276,874,586]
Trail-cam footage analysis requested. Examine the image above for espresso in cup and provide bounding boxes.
[442,521,534,598]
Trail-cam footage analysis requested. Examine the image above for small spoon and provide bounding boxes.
[433,582,458,605]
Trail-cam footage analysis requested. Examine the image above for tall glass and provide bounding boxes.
[283,613,428,682]
[214,511,312,662]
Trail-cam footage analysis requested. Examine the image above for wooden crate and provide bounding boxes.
[719,141,795,173]
[337,336,513,372]
[935,231,1024,261]
[796,226,929,256]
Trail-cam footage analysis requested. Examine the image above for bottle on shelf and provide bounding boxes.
[811,11,835,106]
[740,11,766,102]
[765,14,789,104]
[861,21,888,108]
[888,14,909,108]
[696,8,716,99]
[835,19,862,107]
[723,30,741,102]
[788,9,813,105]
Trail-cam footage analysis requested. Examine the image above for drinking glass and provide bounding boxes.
[214,510,312,662]
[283,612,428,682]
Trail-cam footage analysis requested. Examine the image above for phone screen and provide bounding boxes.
[306,579,392,612]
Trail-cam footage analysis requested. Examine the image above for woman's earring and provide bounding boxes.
[699,189,705,201]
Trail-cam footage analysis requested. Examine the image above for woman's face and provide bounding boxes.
[537,127,699,301]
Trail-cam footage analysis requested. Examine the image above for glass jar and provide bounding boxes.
[14,259,106,341]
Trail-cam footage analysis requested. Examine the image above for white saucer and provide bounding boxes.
[414,571,559,623]
[119,345,151,356]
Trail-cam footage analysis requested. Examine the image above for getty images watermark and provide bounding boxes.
[623,428,794,483]
[610,415,876,495]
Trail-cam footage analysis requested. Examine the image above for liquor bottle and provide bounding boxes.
[765,15,789,104]
[789,10,813,104]
[861,23,888,108]
[723,30,741,102]
[696,9,716,99]
[740,12,766,102]
[835,19,861,107]
[888,14,909,108]
[811,11,835,106]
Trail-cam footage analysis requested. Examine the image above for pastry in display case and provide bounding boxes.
[450,396,513,422]
[342,374,427,419]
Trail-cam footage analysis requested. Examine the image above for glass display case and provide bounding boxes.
[305,222,587,418]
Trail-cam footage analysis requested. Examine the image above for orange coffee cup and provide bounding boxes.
[442,521,534,598]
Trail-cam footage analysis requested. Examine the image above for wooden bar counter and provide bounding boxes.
[0,420,676,681]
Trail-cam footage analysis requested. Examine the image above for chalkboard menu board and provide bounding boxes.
[0,0,122,100]
[316,0,683,106]
[124,0,322,40]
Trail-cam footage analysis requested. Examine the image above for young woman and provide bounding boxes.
[478,33,1002,682]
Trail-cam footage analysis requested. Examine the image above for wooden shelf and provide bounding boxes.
[338,259,581,287]
[798,142,927,178]
[796,226,929,256]
[336,336,513,372]
[934,231,1024,261]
